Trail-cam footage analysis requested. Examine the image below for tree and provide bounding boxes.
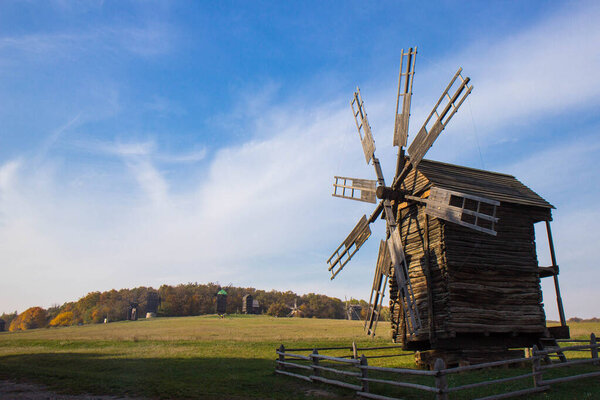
[0,311,17,328]
[299,293,345,319]
[266,302,289,317]
[49,311,74,327]
[9,307,47,331]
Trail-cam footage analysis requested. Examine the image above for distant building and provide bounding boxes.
[346,304,362,321]
[146,291,160,318]
[242,295,261,314]
[242,294,253,314]
[252,299,261,314]
[0,319,5,332]
[216,289,228,315]
[127,302,139,321]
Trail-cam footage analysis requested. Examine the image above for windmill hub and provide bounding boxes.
[375,186,405,202]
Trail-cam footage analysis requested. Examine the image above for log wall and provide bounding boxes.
[390,203,448,344]
[444,203,547,335]
[390,170,551,348]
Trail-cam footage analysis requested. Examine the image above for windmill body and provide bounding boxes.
[328,48,569,366]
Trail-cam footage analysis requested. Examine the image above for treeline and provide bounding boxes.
[1,283,387,332]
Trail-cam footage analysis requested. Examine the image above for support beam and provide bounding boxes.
[545,221,566,327]
[423,215,436,346]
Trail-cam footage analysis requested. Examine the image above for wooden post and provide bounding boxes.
[591,333,598,366]
[277,344,285,370]
[532,345,543,387]
[311,349,320,377]
[352,341,358,359]
[434,358,448,400]
[545,221,567,327]
[423,215,436,346]
[360,354,369,393]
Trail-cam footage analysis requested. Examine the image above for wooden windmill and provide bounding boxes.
[328,48,569,365]
[345,297,362,321]
[287,299,302,318]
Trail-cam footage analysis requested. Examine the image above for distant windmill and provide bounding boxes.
[146,291,160,318]
[345,297,362,321]
[215,288,228,316]
[287,299,302,318]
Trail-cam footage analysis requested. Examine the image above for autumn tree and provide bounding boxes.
[299,293,345,319]
[49,311,74,327]
[9,307,47,331]
[266,302,289,317]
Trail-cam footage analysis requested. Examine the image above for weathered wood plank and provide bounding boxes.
[275,369,312,382]
[360,377,438,392]
[310,375,362,390]
[473,386,549,400]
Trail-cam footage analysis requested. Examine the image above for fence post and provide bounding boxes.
[360,354,369,393]
[434,358,448,400]
[532,345,543,387]
[352,341,358,359]
[312,349,320,377]
[591,333,598,366]
[277,344,285,370]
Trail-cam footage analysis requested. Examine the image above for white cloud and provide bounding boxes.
[0,93,384,312]
[0,160,20,190]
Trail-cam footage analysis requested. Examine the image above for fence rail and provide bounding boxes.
[275,333,600,399]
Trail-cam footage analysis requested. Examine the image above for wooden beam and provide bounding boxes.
[537,265,558,278]
[423,214,436,345]
[545,221,566,327]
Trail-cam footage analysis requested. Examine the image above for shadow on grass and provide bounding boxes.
[2,352,599,400]
[0,352,352,400]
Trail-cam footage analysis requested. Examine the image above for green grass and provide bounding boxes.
[0,316,598,399]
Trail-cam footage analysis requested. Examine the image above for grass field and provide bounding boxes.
[0,315,598,399]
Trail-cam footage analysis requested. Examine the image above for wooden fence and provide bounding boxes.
[275,333,600,399]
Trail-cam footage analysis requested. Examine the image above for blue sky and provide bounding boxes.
[1,1,599,319]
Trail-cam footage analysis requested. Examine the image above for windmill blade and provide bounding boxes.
[393,47,417,148]
[332,176,377,204]
[407,68,473,170]
[344,82,422,335]
[370,158,422,335]
[351,88,376,165]
[327,215,372,279]
[409,187,500,236]
[374,196,422,336]
[387,225,422,335]
[365,240,391,336]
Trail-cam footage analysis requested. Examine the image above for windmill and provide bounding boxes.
[329,47,475,337]
[215,283,233,316]
[328,48,567,365]
[345,297,362,321]
[287,299,302,318]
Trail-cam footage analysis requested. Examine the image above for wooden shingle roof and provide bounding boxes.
[416,159,554,209]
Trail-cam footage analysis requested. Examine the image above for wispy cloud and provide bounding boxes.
[0,160,20,190]
[462,2,600,132]
[0,22,174,65]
